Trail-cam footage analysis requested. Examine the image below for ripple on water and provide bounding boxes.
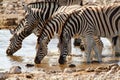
[0,30,119,72]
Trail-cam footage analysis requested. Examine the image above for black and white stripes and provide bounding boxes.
[6,1,83,58]
[60,4,120,63]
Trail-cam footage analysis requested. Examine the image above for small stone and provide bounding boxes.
[50,70,57,73]
[26,74,33,79]
[95,66,108,72]
[108,64,119,70]
[85,67,94,72]
[64,68,76,73]
[9,66,21,74]
[69,64,76,68]
[76,68,85,72]
[25,64,34,67]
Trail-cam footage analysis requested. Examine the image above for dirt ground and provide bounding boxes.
[0,63,119,80]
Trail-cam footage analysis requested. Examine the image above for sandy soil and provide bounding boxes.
[0,63,119,80]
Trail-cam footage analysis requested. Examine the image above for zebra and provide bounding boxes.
[24,0,83,6]
[35,6,104,64]
[11,1,120,56]
[56,4,120,63]
[6,1,83,57]
[11,0,83,35]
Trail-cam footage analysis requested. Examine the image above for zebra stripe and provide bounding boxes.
[34,5,82,64]
[60,4,120,63]
[35,5,103,64]
[11,0,83,35]
[6,1,83,60]
[6,2,60,55]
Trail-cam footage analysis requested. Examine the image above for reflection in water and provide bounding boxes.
[8,56,24,62]
[0,30,119,72]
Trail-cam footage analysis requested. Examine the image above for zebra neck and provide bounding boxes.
[28,2,60,20]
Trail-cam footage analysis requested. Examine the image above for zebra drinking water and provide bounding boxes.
[35,6,104,64]
[6,1,83,62]
[58,4,120,63]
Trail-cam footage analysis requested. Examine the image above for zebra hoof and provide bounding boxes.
[34,57,41,64]
[86,61,92,64]
[34,60,41,64]
[58,57,67,64]
[98,60,102,63]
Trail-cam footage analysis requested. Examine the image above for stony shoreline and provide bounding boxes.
[0,63,119,80]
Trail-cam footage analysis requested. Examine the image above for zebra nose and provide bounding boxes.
[6,49,12,56]
[34,57,41,64]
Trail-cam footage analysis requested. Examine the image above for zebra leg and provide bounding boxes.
[93,37,102,63]
[112,36,120,57]
[93,36,103,62]
[85,36,95,63]
[34,38,48,64]
[59,33,71,64]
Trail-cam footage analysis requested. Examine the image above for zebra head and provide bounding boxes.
[6,33,22,55]
[34,36,48,64]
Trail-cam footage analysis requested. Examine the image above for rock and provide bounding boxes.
[108,64,119,70]
[25,64,34,67]
[64,68,76,73]
[76,68,85,72]
[3,18,17,26]
[69,64,76,68]
[26,74,34,79]
[107,64,120,73]
[6,77,20,80]
[9,66,21,74]
[7,4,15,10]
[95,66,108,72]
[0,73,7,80]
[85,67,94,72]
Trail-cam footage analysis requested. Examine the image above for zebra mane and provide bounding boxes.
[27,1,59,6]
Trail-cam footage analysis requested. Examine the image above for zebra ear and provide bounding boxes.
[22,2,31,14]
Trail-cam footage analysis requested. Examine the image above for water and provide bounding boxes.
[0,30,119,72]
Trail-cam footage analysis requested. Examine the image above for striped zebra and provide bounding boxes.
[35,6,104,64]
[6,1,83,56]
[57,4,120,63]
[24,0,83,6]
[10,0,83,35]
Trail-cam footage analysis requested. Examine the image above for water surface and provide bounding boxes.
[0,30,119,72]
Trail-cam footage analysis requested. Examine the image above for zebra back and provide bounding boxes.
[11,0,83,35]
[38,5,82,41]
[60,4,120,63]
[35,5,82,64]
[26,0,83,6]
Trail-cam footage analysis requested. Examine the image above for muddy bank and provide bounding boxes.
[0,63,119,80]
